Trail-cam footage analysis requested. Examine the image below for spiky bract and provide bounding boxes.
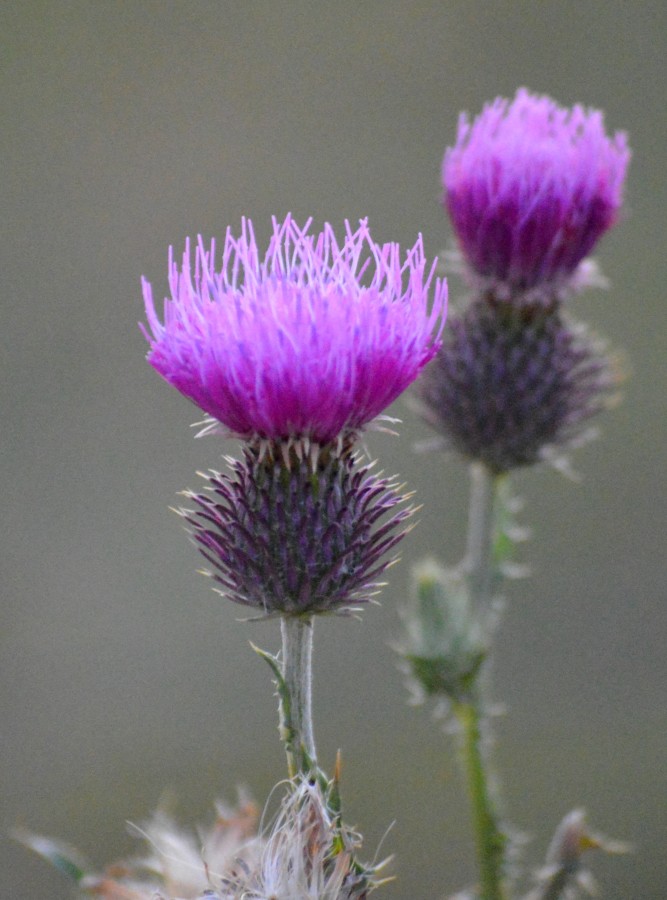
[178,440,413,616]
[416,298,617,473]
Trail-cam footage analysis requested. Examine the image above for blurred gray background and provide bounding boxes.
[3,2,665,897]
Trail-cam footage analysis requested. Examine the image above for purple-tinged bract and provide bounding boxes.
[443,88,630,299]
[178,442,413,616]
[416,299,618,473]
[142,217,446,443]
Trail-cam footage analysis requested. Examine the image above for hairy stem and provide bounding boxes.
[460,461,507,900]
[465,461,497,611]
[280,615,317,777]
[453,695,507,900]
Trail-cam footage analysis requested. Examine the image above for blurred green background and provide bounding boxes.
[3,2,665,897]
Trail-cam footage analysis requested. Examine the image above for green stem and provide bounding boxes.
[280,615,316,777]
[460,461,507,900]
[453,695,507,900]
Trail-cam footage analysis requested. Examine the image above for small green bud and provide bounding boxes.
[399,559,487,702]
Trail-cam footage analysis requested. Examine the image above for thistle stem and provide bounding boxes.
[459,461,507,900]
[280,615,317,777]
[453,694,506,900]
[465,461,497,611]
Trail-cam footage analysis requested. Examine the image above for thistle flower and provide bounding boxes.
[443,88,630,301]
[415,299,618,473]
[178,440,413,616]
[142,216,446,444]
[143,217,444,615]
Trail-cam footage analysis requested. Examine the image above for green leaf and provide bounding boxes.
[12,828,89,883]
[250,641,296,764]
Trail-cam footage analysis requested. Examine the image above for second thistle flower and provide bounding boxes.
[418,90,629,474]
[443,88,630,302]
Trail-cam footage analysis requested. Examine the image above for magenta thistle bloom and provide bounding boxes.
[443,88,630,300]
[142,216,446,444]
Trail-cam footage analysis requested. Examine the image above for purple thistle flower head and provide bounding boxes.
[142,216,446,444]
[443,88,630,301]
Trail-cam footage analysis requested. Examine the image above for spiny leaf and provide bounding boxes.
[250,640,298,774]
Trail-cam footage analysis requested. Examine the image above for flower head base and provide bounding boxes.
[443,88,630,301]
[142,217,446,444]
[178,439,413,616]
[415,298,618,473]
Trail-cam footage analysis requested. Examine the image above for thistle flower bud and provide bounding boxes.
[399,559,487,703]
[443,88,630,303]
[415,298,618,473]
[178,439,413,616]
